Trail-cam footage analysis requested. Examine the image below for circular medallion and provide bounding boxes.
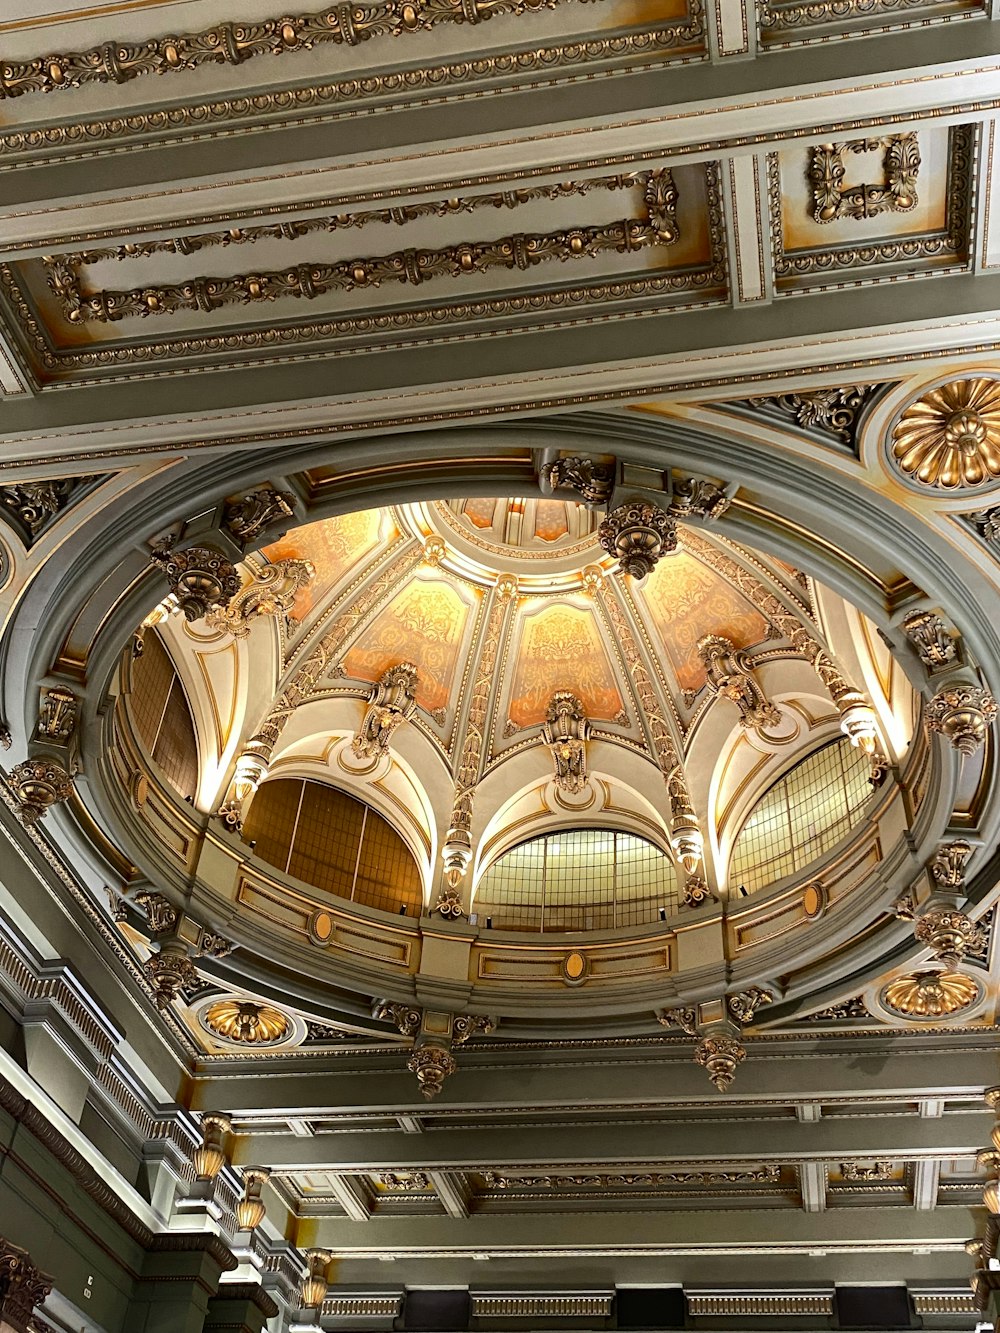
[203,997,290,1045]
[309,909,334,944]
[881,970,980,1020]
[802,883,825,919]
[889,377,1000,491]
[562,951,588,985]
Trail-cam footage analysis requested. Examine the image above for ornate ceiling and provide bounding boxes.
[0,0,1000,1328]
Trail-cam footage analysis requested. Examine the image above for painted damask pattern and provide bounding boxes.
[265,508,385,619]
[509,601,622,727]
[643,551,768,693]
[344,575,473,713]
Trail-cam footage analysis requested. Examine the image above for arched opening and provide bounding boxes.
[728,738,874,896]
[129,630,199,800]
[242,777,424,915]
[473,828,680,932]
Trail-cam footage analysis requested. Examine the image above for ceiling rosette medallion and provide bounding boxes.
[881,971,980,1020]
[890,378,1000,491]
[204,998,291,1044]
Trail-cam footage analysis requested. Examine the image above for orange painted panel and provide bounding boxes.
[265,508,385,619]
[343,574,473,714]
[509,601,623,727]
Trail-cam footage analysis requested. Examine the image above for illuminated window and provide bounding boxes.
[729,738,873,896]
[243,778,424,916]
[129,631,198,799]
[473,828,679,932]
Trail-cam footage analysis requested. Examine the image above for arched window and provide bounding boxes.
[473,828,680,932]
[243,778,424,916]
[729,738,873,896]
[129,630,198,799]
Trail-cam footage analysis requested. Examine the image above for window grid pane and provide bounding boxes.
[474,829,680,932]
[730,738,872,896]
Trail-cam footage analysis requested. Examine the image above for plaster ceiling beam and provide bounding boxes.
[2,28,999,233]
[798,1162,828,1213]
[290,1204,978,1255]
[720,152,773,308]
[428,1171,470,1219]
[325,1174,373,1222]
[198,1043,995,1114]
[912,1158,942,1211]
[229,1113,992,1171]
[5,272,1000,471]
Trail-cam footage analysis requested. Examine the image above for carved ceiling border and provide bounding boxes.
[759,0,983,40]
[769,124,975,289]
[43,172,681,326]
[2,167,725,376]
[0,0,663,101]
[0,14,705,170]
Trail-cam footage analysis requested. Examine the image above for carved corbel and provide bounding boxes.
[143,945,198,1009]
[930,839,973,891]
[682,874,712,909]
[452,1013,497,1045]
[351,662,418,760]
[150,538,241,623]
[541,690,590,793]
[35,686,78,744]
[221,486,295,549]
[134,890,179,935]
[694,1033,746,1093]
[0,1240,54,1333]
[538,454,616,508]
[902,609,959,670]
[371,999,423,1036]
[406,1044,458,1101]
[205,558,314,638]
[697,635,781,733]
[9,757,73,824]
[926,682,997,755]
[727,985,774,1026]
[433,885,465,919]
[656,1006,698,1036]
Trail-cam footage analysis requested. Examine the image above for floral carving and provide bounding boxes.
[809,134,919,224]
[891,378,1000,490]
[925,682,997,755]
[599,501,678,580]
[407,1044,457,1100]
[222,486,295,547]
[9,758,73,824]
[902,610,958,670]
[694,1034,746,1092]
[205,558,314,637]
[698,635,781,733]
[0,1241,53,1331]
[434,885,465,919]
[539,455,616,507]
[542,690,590,793]
[149,540,241,623]
[351,662,419,760]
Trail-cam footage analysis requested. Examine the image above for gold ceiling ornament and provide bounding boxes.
[351,662,419,761]
[727,986,774,1026]
[539,455,617,509]
[222,487,296,549]
[901,610,959,670]
[891,378,1000,490]
[144,947,198,1010]
[192,1112,232,1182]
[300,1249,333,1310]
[694,1033,746,1092]
[0,0,618,102]
[598,500,678,580]
[433,885,464,919]
[204,998,290,1045]
[36,687,78,744]
[698,635,781,734]
[235,1168,271,1231]
[542,691,590,795]
[149,539,241,624]
[913,908,983,971]
[8,757,73,825]
[882,970,979,1019]
[205,558,315,638]
[407,1044,458,1100]
[925,682,997,755]
[809,134,920,225]
[667,770,704,874]
[930,838,973,890]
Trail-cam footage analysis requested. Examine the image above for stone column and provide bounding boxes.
[126,1234,236,1333]
[203,1282,279,1333]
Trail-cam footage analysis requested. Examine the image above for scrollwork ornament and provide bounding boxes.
[598,501,677,580]
[902,610,958,669]
[727,986,774,1026]
[930,839,973,889]
[143,948,198,1009]
[539,455,615,507]
[656,1006,698,1036]
[694,1033,746,1092]
[452,1013,497,1045]
[36,686,78,742]
[134,890,178,935]
[925,683,997,755]
[913,908,982,970]
[682,874,711,909]
[406,1044,457,1100]
[149,539,241,623]
[371,999,422,1036]
[351,662,418,760]
[9,757,73,824]
[542,691,590,794]
[205,558,314,637]
[0,1242,53,1330]
[222,487,295,547]
[434,885,465,919]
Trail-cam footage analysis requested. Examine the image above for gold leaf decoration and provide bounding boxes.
[882,971,979,1019]
[891,378,1000,490]
[204,998,290,1044]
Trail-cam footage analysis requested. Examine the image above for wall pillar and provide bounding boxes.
[203,1282,280,1333]
[126,1234,237,1333]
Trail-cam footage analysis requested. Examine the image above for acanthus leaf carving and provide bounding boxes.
[205,559,314,638]
[351,662,418,760]
[542,690,590,793]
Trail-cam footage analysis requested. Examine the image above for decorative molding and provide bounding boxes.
[838,1160,895,1181]
[379,1172,430,1191]
[351,662,419,760]
[809,134,920,224]
[542,691,590,794]
[471,1296,613,1317]
[205,559,314,638]
[732,384,886,446]
[323,1296,403,1317]
[482,1166,781,1189]
[687,1293,832,1316]
[925,682,997,755]
[46,172,680,327]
